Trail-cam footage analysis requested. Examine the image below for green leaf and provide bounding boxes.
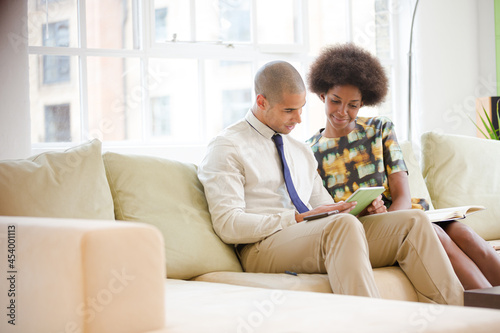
[467,101,500,140]
[482,106,498,139]
[495,99,500,138]
[469,111,491,139]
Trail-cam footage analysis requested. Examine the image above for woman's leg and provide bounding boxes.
[443,221,500,286]
[432,223,491,290]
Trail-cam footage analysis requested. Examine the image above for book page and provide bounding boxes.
[425,205,485,223]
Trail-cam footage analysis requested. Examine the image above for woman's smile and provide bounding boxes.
[331,114,350,122]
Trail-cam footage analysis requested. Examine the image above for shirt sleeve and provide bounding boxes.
[309,168,336,208]
[198,136,297,245]
[381,118,408,175]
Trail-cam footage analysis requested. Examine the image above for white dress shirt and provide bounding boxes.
[198,110,334,244]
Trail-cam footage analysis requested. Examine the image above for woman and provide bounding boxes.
[306,43,500,290]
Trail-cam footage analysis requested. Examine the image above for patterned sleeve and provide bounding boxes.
[380,117,408,176]
[306,131,327,186]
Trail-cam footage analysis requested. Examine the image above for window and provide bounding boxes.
[154,7,168,42]
[222,89,252,128]
[218,0,251,42]
[28,0,398,158]
[151,96,171,137]
[42,20,70,84]
[45,103,71,142]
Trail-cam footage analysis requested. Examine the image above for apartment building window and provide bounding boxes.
[45,103,71,142]
[151,96,171,137]
[154,7,168,42]
[28,0,398,153]
[219,0,251,42]
[42,20,70,84]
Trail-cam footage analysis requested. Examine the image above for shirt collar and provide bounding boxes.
[245,110,277,140]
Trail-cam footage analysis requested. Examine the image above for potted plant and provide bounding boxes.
[472,98,500,140]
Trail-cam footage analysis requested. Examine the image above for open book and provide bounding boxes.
[425,205,486,223]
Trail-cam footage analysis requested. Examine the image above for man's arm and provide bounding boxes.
[298,172,356,220]
[309,171,336,208]
[198,136,296,245]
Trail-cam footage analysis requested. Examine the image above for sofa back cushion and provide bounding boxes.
[102,152,242,279]
[421,131,500,240]
[0,139,114,220]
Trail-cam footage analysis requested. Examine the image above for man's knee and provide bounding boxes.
[408,209,428,222]
[396,209,431,227]
[322,214,363,235]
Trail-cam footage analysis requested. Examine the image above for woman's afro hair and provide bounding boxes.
[307,43,388,106]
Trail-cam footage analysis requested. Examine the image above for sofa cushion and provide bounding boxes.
[421,131,500,240]
[102,152,242,279]
[0,139,114,220]
[192,266,418,302]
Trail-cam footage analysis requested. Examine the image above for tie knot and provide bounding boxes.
[272,134,283,146]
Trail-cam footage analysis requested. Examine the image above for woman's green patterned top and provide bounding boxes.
[307,116,428,210]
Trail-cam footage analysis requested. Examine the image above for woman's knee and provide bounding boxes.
[445,221,487,252]
[445,221,475,241]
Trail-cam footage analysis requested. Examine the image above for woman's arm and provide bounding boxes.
[387,171,412,211]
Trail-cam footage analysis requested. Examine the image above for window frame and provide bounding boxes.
[29,0,402,164]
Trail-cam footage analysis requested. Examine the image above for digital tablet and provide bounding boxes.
[346,186,385,216]
[303,209,340,221]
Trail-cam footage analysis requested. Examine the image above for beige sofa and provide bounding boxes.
[1,131,500,332]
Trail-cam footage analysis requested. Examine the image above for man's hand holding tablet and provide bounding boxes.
[300,186,386,222]
[303,209,340,221]
[299,201,357,222]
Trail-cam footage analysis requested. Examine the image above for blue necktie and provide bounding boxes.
[272,134,309,213]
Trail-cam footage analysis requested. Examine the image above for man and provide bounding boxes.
[198,61,463,304]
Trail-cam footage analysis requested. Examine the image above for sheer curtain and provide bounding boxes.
[0,0,31,160]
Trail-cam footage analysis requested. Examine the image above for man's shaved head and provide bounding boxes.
[254,61,305,105]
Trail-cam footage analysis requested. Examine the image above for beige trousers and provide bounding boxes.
[239,210,463,305]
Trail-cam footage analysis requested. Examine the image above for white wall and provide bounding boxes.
[0,0,31,160]
[411,0,496,143]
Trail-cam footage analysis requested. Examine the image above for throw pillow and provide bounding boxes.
[102,152,242,279]
[421,131,500,240]
[0,139,114,220]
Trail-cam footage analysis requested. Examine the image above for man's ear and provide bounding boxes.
[256,94,268,110]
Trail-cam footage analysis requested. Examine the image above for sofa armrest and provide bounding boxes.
[0,216,165,333]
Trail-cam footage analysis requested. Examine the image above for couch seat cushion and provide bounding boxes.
[102,152,242,280]
[0,139,114,220]
[193,266,418,302]
[192,271,333,293]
